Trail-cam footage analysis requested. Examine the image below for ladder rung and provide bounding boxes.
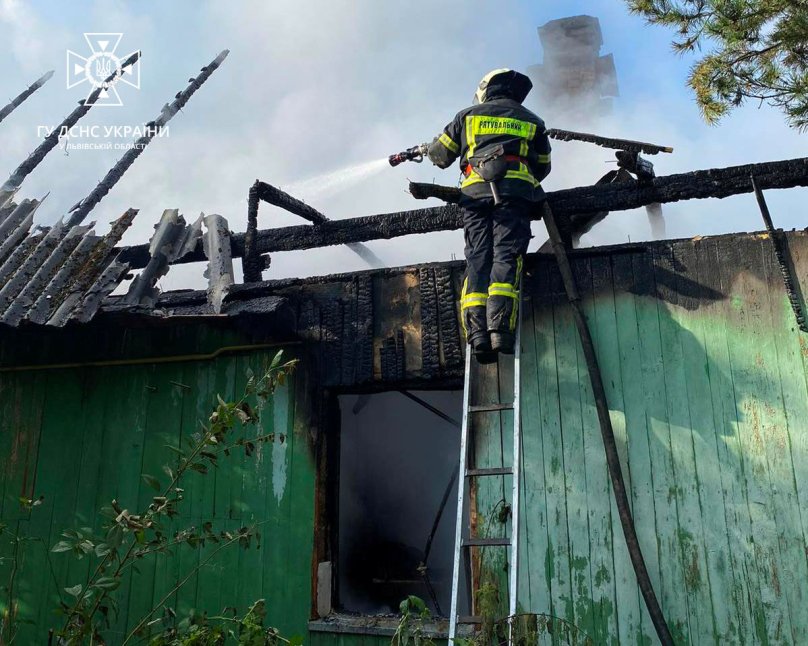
[468,403,513,413]
[466,467,513,477]
[462,537,510,547]
[457,616,482,625]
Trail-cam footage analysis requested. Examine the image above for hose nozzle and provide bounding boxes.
[389,143,428,167]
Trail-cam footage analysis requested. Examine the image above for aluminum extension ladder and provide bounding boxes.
[448,301,523,643]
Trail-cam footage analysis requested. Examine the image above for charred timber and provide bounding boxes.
[243,180,383,281]
[252,180,328,225]
[409,155,808,213]
[64,50,228,228]
[118,156,808,268]
[0,70,54,125]
[244,180,326,281]
[0,55,139,201]
[546,128,673,155]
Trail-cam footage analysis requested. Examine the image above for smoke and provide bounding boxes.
[0,0,804,289]
[338,391,461,615]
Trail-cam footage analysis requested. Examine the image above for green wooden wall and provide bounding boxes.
[0,334,316,643]
[475,233,808,644]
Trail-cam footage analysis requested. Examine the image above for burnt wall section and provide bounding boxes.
[419,266,463,379]
[269,264,465,389]
[137,230,808,389]
[11,230,806,394]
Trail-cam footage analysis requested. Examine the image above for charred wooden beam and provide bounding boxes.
[0,55,139,205]
[118,156,808,268]
[64,51,229,228]
[0,70,54,125]
[751,175,808,333]
[252,180,328,225]
[546,128,673,155]
[243,180,383,282]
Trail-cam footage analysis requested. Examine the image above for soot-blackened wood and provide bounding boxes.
[435,267,463,371]
[380,331,406,382]
[356,277,374,383]
[322,299,343,387]
[395,330,406,380]
[419,268,440,379]
[0,58,138,205]
[244,181,262,283]
[119,156,808,269]
[751,176,808,332]
[297,299,321,343]
[652,244,681,309]
[341,280,358,386]
[380,336,395,382]
[546,128,673,155]
[0,71,54,126]
[410,157,808,216]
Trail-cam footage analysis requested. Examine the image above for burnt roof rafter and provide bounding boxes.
[118,156,808,270]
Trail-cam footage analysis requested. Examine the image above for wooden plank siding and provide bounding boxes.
[0,337,314,644]
[0,230,807,644]
[472,231,808,645]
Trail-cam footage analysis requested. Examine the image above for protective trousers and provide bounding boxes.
[459,197,532,342]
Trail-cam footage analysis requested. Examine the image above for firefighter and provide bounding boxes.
[426,69,551,362]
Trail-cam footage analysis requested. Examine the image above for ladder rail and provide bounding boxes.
[448,347,473,642]
[508,296,523,623]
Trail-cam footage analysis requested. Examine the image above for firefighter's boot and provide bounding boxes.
[490,331,515,354]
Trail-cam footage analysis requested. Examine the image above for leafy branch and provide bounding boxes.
[48,350,297,644]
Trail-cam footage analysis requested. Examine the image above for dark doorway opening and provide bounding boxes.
[337,390,462,616]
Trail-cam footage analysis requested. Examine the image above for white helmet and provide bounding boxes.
[473,68,511,105]
[472,69,533,105]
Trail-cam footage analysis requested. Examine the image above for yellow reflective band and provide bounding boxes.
[504,169,540,187]
[461,292,488,307]
[461,174,541,189]
[460,277,468,336]
[538,153,551,163]
[460,170,484,188]
[465,115,476,159]
[519,139,528,157]
[489,290,519,299]
[467,115,537,138]
[439,132,459,153]
[489,282,516,291]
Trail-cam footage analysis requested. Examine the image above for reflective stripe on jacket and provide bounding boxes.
[426,98,551,201]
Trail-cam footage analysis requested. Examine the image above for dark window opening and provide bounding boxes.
[337,390,462,616]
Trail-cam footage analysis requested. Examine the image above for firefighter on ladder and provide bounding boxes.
[426,69,551,363]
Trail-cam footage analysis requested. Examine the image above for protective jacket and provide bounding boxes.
[426,70,551,201]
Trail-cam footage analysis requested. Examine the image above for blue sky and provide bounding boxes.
[0,0,804,284]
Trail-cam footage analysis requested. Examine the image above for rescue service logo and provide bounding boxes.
[66,33,141,107]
